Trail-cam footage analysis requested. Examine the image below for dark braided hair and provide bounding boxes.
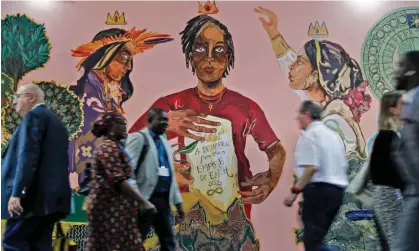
[179,15,235,78]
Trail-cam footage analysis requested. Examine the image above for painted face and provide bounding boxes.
[12,86,36,117]
[289,48,327,104]
[105,41,135,81]
[289,48,315,90]
[190,24,228,83]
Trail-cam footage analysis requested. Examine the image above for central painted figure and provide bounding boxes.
[129,15,287,251]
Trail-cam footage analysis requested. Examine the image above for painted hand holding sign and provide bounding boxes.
[184,115,239,212]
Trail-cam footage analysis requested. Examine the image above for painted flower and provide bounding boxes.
[343,81,372,122]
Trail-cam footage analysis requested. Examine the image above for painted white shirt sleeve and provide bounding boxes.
[276,50,308,100]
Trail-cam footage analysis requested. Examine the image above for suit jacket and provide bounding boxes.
[125,128,182,206]
[394,86,419,195]
[1,104,71,220]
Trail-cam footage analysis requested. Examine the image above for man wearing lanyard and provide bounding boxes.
[283,100,348,251]
[392,51,419,251]
[125,108,184,251]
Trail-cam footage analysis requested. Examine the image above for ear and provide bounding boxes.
[29,93,38,103]
[304,70,319,89]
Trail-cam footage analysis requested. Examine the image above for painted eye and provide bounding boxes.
[214,47,225,53]
[194,47,206,53]
[121,53,130,60]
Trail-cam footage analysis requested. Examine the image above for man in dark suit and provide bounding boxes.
[1,84,71,251]
[392,51,419,251]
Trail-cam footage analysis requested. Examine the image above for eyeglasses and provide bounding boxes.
[13,92,32,100]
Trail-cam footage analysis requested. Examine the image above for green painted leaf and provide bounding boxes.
[178,140,199,154]
[1,14,51,88]
[1,73,14,103]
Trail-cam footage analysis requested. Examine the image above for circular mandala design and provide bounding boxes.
[361,7,419,99]
[1,81,83,141]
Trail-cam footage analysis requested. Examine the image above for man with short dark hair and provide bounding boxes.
[392,51,419,251]
[125,108,184,251]
[2,84,71,251]
[284,100,348,251]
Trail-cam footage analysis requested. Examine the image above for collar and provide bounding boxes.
[148,128,160,140]
[304,121,323,131]
[403,85,419,104]
[31,103,45,110]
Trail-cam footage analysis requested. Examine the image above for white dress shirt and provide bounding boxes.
[294,121,349,187]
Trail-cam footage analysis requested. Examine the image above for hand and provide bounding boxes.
[174,162,194,186]
[8,196,23,217]
[167,109,220,141]
[240,171,274,204]
[283,193,298,207]
[141,200,157,215]
[178,210,185,222]
[254,6,280,39]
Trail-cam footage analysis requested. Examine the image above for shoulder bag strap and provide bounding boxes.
[134,132,149,177]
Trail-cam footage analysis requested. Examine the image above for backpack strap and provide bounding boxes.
[134,132,149,177]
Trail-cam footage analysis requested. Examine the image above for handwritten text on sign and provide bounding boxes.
[186,116,239,212]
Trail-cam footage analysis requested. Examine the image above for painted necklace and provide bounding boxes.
[196,87,227,112]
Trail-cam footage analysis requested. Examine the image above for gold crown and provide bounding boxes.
[198,0,219,15]
[106,11,127,25]
[307,21,328,38]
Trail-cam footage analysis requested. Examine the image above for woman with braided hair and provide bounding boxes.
[85,110,156,251]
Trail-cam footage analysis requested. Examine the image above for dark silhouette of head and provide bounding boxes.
[396,50,419,91]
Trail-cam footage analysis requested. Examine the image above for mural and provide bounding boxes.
[1,14,83,147]
[2,2,419,251]
[361,7,419,99]
[68,26,174,175]
[254,6,378,251]
[128,12,286,251]
[361,7,419,177]
[1,14,51,92]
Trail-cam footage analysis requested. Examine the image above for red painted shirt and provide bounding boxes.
[129,87,279,218]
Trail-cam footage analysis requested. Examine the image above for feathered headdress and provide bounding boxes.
[71,27,173,68]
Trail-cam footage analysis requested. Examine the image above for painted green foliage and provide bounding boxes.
[2,81,83,140]
[1,14,51,91]
[1,73,14,104]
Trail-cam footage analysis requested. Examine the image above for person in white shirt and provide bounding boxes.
[284,100,348,251]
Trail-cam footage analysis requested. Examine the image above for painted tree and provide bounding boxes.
[1,14,51,91]
[1,73,14,105]
[1,81,83,141]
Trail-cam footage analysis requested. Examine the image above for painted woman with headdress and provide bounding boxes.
[68,27,173,177]
[255,6,378,251]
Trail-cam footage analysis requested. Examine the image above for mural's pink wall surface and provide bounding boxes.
[2,1,418,250]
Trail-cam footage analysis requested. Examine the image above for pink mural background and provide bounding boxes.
[2,1,418,250]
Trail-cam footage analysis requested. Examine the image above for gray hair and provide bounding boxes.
[20,83,45,103]
[299,100,323,120]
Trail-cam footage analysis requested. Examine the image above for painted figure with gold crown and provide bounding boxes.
[129,2,287,250]
[68,12,174,187]
[255,6,379,250]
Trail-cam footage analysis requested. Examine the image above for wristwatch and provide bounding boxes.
[291,186,301,194]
